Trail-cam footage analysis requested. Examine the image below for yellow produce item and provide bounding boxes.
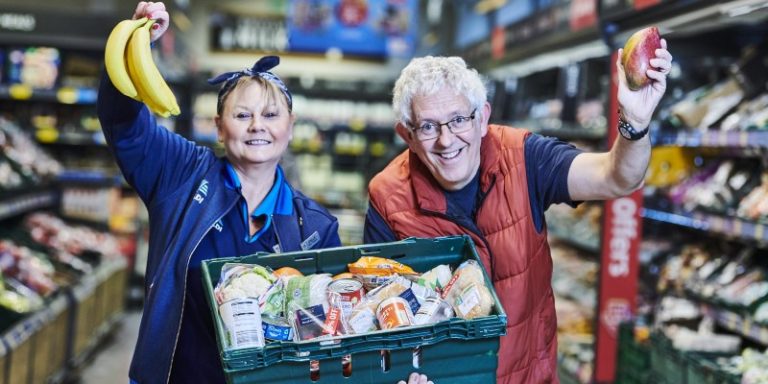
[104,18,148,99]
[126,20,180,116]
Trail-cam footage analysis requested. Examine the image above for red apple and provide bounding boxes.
[621,26,662,90]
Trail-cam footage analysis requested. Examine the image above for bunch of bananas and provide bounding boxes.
[105,17,180,118]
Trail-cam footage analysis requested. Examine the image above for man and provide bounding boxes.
[364,44,672,383]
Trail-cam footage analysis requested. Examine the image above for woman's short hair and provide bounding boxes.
[217,76,292,116]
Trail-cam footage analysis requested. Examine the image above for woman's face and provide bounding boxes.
[216,80,293,170]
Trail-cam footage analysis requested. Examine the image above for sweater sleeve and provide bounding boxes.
[97,70,213,205]
[363,202,397,244]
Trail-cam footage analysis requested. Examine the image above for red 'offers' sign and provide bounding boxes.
[594,50,643,383]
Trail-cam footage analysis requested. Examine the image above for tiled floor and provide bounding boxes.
[79,310,142,383]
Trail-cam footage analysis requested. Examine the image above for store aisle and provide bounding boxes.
[80,310,142,383]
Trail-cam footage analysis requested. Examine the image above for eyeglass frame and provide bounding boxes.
[407,108,478,141]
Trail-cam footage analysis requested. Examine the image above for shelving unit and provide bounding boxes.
[464,0,768,382]
[0,188,58,221]
[643,208,768,244]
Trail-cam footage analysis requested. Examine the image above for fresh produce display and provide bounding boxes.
[211,257,493,350]
[104,17,180,117]
[621,26,662,90]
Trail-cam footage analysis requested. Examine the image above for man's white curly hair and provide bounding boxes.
[392,56,488,125]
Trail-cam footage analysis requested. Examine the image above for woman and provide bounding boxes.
[98,3,342,383]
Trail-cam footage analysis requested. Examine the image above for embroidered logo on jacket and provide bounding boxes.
[213,220,223,232]
[194,179,209,204]
[301,231,320,250]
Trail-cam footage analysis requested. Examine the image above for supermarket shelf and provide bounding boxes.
[36,131,107,147]
[0,84,98,105]
[641,208,768,243]
[0,188,58,221]
[653,130,768,149]
[548,229,601,254]
[602,0,768,43]
[700,303,768,346]
[515,119,607,142]
[57,170,121,186]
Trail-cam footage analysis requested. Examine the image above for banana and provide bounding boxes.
[126,52,170,118]
[104,17,148,100]
[126,20,180,117]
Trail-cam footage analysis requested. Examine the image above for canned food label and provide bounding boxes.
[262,318,294,341]
[328,279,365,316]
[377,297,413,329]
[219,298,264,349]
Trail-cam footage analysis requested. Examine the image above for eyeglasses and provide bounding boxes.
[409,108,477,141]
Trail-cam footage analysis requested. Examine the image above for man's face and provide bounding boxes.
[398,87,490,191]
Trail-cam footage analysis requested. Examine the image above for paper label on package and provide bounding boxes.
[348,308,376,334]
[457,284,481,318]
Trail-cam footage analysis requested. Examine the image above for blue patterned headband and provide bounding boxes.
[207,56,293,112]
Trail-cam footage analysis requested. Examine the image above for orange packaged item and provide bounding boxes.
[274,267,303,280]
[347,256,417,276]
[332,272,355,281]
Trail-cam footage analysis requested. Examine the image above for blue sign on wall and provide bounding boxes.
[287,0,417,58]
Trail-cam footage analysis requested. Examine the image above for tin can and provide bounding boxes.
[218,298,265,349]
[376,296,413,329]
[262,315,294,341]
[328,278,366,315]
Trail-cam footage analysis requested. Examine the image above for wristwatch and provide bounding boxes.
[618,116,648,141]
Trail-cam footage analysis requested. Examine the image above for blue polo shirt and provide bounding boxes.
[170,162,293,384]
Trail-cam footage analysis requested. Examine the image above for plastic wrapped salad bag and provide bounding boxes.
[214,263,284,317]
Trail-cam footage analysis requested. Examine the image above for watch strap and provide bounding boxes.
[618,116,648,141]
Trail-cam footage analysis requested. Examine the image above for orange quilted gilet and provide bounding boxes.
[368,125,559,384]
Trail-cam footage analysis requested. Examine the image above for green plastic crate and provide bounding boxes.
[649,331,688,384]
[201,235,508,384]
[685,352,741,384]
[615,322,651,384]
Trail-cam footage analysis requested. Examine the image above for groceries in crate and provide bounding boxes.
[214,264,284,317]
[212,257,494,350]
[441,260,494,319]
[273,266,303,280]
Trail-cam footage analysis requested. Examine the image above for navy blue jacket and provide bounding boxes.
[97,74,340,384]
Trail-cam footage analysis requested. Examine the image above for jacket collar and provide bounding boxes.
[409,126,502,213]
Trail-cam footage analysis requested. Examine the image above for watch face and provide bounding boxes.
[619,125,631,139]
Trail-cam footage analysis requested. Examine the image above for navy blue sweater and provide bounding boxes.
[97,73,340,384]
